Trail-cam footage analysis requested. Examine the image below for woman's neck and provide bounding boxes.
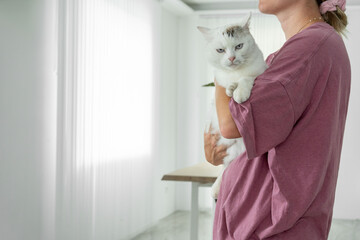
[276,2,322,40]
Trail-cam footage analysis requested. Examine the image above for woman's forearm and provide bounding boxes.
[215,82,241,139]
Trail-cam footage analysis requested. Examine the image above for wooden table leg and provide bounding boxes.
[190,182,199,240]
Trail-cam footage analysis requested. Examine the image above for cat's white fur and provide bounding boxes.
[198,14,267,199]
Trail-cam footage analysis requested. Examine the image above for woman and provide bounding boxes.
[204,0,350,239]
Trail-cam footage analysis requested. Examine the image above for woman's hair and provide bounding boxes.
[316,0,348,36]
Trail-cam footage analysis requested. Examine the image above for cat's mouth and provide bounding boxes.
[229,62,240,68]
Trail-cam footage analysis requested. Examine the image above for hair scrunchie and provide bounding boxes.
[320,0,346,14]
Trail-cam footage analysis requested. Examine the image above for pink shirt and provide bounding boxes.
[213,22,351,240]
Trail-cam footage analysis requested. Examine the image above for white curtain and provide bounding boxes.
[57,0,177,239]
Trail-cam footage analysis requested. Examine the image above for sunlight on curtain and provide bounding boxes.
[74,0,153,167]
[57,0,161,239]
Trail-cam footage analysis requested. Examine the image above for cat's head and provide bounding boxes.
[198,14,256,71]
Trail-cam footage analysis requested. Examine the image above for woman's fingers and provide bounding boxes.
[212,144,228,166]
[215,133,221,141]
[216,144,228,153]
[204,127,229,166]
[204,123,213,135]
[209,123,213,133]
[211,135,218,147]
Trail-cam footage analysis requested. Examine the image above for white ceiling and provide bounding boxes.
[182,0,360,4]
[181,0,258,11]
[161,0,360,16]
[182,0,250,3]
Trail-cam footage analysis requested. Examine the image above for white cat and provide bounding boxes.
[198,14,267,199]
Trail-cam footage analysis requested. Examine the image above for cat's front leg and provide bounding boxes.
[233,77,255,103]
[225,82,238,97]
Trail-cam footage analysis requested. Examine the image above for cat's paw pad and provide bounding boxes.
[233,87,251,103]
[226,83,238,97]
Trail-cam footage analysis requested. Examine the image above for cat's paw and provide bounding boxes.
[226,82,238,97]
[233,86,251,103]
[211,178,222,199]
[211,184,220,200]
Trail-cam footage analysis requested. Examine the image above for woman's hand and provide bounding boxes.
[204,125,227,166]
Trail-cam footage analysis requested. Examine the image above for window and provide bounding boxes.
[61,0,155,168]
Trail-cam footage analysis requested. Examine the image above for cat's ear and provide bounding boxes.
[243,12,252,30]
[197,26,214,42]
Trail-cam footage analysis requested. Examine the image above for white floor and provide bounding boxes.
[132,210,360,240]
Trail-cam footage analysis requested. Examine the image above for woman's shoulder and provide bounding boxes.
[282,22,337,58]
[262,22,341,84]
[294,22,336,40]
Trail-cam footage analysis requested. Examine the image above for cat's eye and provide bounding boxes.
[216,49,225,53]
[235,43,244,50]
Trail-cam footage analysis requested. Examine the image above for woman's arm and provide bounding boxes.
[215,81,242,139]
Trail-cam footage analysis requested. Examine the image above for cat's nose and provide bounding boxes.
[228,56,236,62]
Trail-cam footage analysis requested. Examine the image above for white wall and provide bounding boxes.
[176,15,206,211]
[151,3,179,230]
[0,0,57,240]
[175,9,360,218]
[334,6,360,219]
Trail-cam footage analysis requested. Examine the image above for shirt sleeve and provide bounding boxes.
[229,78,295,159]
